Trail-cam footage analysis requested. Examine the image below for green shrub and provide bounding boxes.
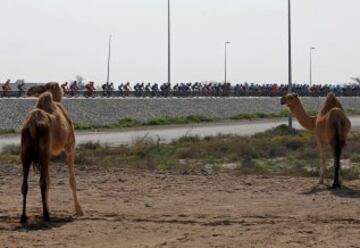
[78,141,102,151]
[0,129,16,135]
[350,154,360,163]
[116,118,141,128]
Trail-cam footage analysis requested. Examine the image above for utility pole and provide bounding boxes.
[168,0,171,85]
[288,0,293,128]
[106,34,112,86]
[310,47,316,87]
[224,41,231,84]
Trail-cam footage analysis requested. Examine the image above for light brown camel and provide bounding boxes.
[20,82,83,223]
[281,92,351,189]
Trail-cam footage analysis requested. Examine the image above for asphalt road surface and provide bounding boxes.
[1,116,360,151]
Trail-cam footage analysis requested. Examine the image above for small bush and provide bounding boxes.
[350,154,360,163]
[74,123,96,130]
[78,141,102,150]
[253,124,301,138]
[230,113,254,120]
[346,108,360,115]
[177,135,200,143]
[0,129,17,135]
[0,154,20,164]
[184,115,214,123]
[116,118,141,128]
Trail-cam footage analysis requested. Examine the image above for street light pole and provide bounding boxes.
[309,47,316,87]
[225,41,231,84]
[168,0,171,85]
[288,0,293,128]
[106,34,112,86]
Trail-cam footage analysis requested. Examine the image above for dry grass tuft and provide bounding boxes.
[1,126,359,178]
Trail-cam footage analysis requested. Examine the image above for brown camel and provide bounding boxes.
[281,92,351,189]
[20,83,83,224]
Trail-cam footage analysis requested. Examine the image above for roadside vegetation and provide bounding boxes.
[65,108,360,130]
[1,108,359,134]
[0,129,16,135]
[1,125,360,179]
[73,115,216,130]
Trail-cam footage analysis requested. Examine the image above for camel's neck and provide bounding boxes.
[289,102,316,131]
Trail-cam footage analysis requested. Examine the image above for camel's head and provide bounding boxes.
[280,93,300,109]
[27,82,63,102]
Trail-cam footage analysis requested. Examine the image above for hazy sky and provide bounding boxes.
[1,0,359,85]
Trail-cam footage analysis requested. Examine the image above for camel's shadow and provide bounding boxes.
[15,215,75,231]
[301,184,360,199]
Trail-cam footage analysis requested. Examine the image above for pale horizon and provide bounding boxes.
[1,0,359,86]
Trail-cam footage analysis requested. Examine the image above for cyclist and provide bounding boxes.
[118,83,124,97]
[1,79,11,97]
[61,82,69,96]
[124,82,131,97]
[85,81,95,98]
[17,81,26,97]
[70,81,78,97]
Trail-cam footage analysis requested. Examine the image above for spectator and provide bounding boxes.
[1,79,11,97]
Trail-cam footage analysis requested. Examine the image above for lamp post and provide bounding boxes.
[168,0,171,85]
[309,47,316,87]
[225,41,231,84]
[106,34,112,86]
[287,0,293,128]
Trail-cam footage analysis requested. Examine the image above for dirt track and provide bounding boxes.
[1,163,360,248]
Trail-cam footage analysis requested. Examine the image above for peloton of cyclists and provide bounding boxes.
[101,82,115,97]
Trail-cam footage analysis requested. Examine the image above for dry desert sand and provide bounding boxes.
[1,163,360,248]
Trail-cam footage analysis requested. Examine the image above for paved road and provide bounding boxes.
[1,116,360,151]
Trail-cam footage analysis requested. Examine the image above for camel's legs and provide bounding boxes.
[20,153,31,224]
[39,158,50,222]
[65,147,84,216]
[332,140,342,189]
[316,137,326,184]
[332,154,341,189]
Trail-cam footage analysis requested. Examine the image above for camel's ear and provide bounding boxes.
[293,93,298,98]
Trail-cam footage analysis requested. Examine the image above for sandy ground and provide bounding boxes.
[1,163,360,248]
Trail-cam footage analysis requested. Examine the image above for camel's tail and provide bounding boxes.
[21,110,51,171]
[328,108,351,187]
